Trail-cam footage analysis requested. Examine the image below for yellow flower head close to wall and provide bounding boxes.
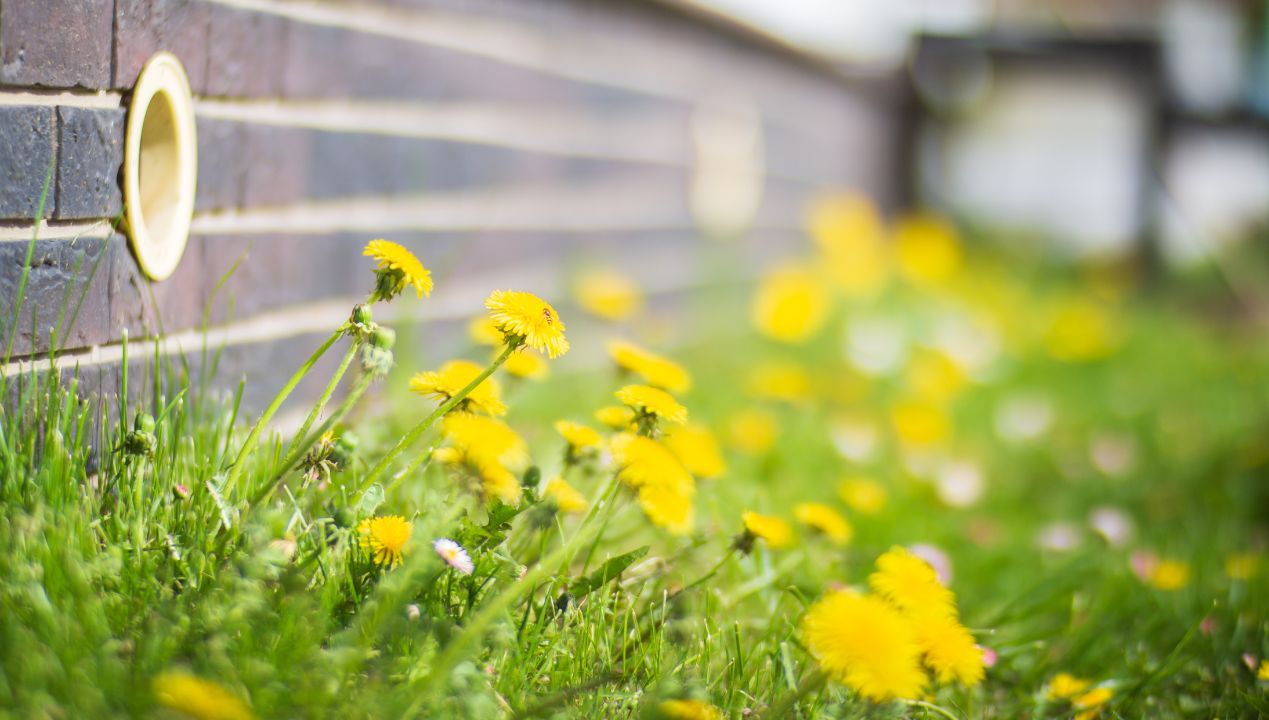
[608,339,692,393]
[794,501,853,545]
[893,213,962,289]
[741,510,794,549]
[617,384,688,426]
[153,671,254,720]
[664,423,726,479]
[870,546,956,617]
[656,698,723,720]
[358,515,413,568]
[485,290,569,358]
[801,590,927,702]
[364,239,432,302]
[809,192,890,297]
[575,268,643,321]
[752,263,830,343]
[543,477,588,514]
[409,360,506,416]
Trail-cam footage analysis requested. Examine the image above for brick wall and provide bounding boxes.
[0,0,898,416]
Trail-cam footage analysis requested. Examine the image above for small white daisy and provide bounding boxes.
[433,538,474,575]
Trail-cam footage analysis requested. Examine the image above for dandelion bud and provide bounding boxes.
[370,325,396,350]
[351,303,374,328]
[135,412,156,435]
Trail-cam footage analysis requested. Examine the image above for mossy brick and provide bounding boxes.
[0,237,112,357]
[114,0,210,93]
[0,106,56,220]
[54,108,126,220]
[0,0,113,88]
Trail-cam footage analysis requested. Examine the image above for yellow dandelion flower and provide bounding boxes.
[610,433,693,492]
[555,420,601,451]
[752,263,830,343]
[431,446,462,465]
[742,510,794,549]
[1074,686,1114,720]
[911,612,984,686]
[409,359,506,416]
[1048,673,1092,700]
[1258,660,1269,681]
[664,423,726,479]
[153,672,254,720]
[870,546,956,616]
[794,502,853,545]
[1147,559,1190,591]
[543,477,587,514]
[441,414,529,481]
[891,400,950,447]
[485,290,569,357]
[727,408,777,455]
[657,698,722,720]
[358,515,413,568]
[468,316,503,346]
[502,346,549,379]
[476,460,522,504]
[363,239,432,301]
[906,350,966,405]
[1226,552,1259,580]
[637,482,695,536]
[575,268,643,321]
[616,384,688,425]
[746,361,812,403]
[608,339,692,393]
[801,590,927,702]
[893,214,961,287]
[1046,297,1118,362]
[809,192,890,297]
[838,477,888,515]
[595,405,636,430]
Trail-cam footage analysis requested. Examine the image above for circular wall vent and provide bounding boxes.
[123,52,198,281]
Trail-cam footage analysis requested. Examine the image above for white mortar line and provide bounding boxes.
[0,220,115,242]
[0,90,125,109]
[193,98,689,167]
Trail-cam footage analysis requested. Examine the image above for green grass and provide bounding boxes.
[1,238,1267,719]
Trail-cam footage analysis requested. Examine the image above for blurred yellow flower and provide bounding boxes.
[657,698,722,720]
[752,264,830,343]
[809,192,890,297]
[1147,559,1190,591]
[575,268,643,321]
[409,360,506,416]
[543,477,587,514]
[608,339,692,393]
[727,408,777,455]
[911,612,984,687]
[893,214,961,288]
[801,590,927,701]
[431,446,462,465]
[742,511,794,549]
[1045,298,1118,362]
[611,433,692,493]
[441,414,529,475]
[468,316,503,346]
[477,461,522,504]
[358,515,413,568]
[870,546,955,616]
[1074,687,1114,720]
[905,350,966,405]
[616,384,688,426]
[838,477,888,515]
[153,671,254,720]
[502,347,549,380]
[664,423,726,479]
[364,239,432,301]
[1259,660,1269,681]
[746,361,811,403]
[1225,552,1259,580]
[555,420,601,451]
[637,482,695,536]
[794,502,852,545]
[485,290,569,358]
[891,400,950,447]
[1048,673,1092,701]
[594,405,636,430]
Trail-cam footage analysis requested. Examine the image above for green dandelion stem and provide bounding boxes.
[761,669,826,719]
[678,544,739,595]
[907,699,963,720]
[354,341,518,500]
[276,341,359,471]
[225,327,345,493]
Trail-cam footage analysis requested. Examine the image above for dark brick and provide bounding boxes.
[114,0,210,93]
[55,107,126,220]
[0,236,113,357]
[108,233,207,342]
[0,0,113,88]
[205,6,287,98]
[194,119,249,212]
[0,106,56,219]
